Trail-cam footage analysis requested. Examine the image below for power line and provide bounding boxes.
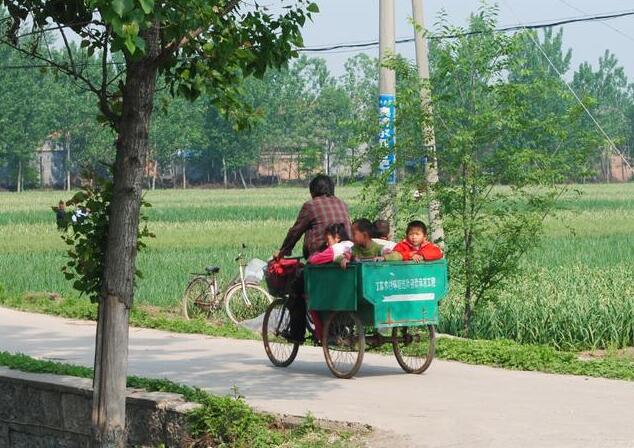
[556,0,634,43]
[0,62,123,70]
[298,9,634,53]
[3,9,634,57]
[501,0,632,170]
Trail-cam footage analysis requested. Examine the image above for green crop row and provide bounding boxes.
[1,184,633,350]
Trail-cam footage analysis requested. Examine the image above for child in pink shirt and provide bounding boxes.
[307,223,353,265]
[306,223,351,343]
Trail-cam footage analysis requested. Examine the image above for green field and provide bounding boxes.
[1,184,633,351]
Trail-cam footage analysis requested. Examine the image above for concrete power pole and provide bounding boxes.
[411,0,445,248]
[379,0,397,232]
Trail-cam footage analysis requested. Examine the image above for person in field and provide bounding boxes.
[337,219,401,269]
[392,220,443,262]
[275,174,351,343]
[307,223,353,265]
[54,200,66,229]
[372,219,397,253]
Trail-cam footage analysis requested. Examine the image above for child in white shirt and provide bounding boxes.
[372,219,397,254]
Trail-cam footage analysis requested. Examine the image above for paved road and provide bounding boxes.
[1,307,633,448]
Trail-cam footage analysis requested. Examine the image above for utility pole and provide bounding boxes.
[379,0,397,233]
[411,0,445,248]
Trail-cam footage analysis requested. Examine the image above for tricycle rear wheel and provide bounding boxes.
[322,311,365,379]
[392,325,435,374]
[262,299,300,367]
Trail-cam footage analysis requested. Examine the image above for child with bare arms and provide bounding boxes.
[337,219,401,269]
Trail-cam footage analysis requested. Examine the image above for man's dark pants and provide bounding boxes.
[288,268,307,342]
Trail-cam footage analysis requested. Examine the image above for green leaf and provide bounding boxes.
[134,36,146,53]
[122,21,140,37]
[307,3,319,13]
[138,0,155,14]
[112,0,134,17]
[124,37,137,54]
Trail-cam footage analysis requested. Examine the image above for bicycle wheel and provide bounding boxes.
[224,283,272,325]
[322,311,365,379]
[392,325,435,374]
[182,277,216,320]
[262,299,300,367]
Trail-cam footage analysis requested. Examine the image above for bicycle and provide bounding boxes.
[182,244,272,325]
[262,257,322,367]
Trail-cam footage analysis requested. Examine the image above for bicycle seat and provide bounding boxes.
[205,266,220,274]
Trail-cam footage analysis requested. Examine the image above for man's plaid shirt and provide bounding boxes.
[279,195,351,258]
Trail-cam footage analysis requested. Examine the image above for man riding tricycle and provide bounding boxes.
[264,175,447,379]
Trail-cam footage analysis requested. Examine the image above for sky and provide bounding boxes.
[293,0,634,77]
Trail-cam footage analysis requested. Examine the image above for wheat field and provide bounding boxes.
[1,184,632,350]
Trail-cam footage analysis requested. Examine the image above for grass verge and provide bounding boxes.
[435,337,634,381]
[0,293,254,339]
[1,294,633,382]
[0,351,362,448]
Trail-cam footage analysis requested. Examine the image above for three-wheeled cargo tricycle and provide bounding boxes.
[262,259,448,378]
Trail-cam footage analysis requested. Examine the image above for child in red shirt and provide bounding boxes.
[393,220,443,262]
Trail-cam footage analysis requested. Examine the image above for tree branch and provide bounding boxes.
[0,38,118,125]
[101,27,110,97]
[58,25,78,77]
[153,0,242,66]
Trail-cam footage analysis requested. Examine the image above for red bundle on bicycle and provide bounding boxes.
[265,258,302,297]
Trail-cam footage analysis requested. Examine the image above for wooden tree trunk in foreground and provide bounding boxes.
[92,23,160,448]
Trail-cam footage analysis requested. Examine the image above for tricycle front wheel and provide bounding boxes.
[392,325,435,374]
[262,299,300,367]
[322,311,365,379]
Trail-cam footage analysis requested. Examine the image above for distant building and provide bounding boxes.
[609,154,633,183]
[36,140,66,189]
[257,147,370,182]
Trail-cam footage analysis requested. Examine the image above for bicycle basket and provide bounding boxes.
[265,258,301,297]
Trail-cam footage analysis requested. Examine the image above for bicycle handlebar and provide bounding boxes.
[235,242,247,261]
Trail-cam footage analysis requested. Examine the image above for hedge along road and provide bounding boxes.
[1,307,633,448]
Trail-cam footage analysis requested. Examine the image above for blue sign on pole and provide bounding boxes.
[378,94,396,185]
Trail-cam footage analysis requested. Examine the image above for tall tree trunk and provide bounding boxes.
[222,156,228,188]
[92,23,160,448]
[66,132,72,192]
[239,169,247,189]
[182,161,187,189]
[17,160,22,193]
[39,152,44,189]
[152,161,157,191]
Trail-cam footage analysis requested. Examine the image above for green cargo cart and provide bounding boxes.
[262,259,448,379]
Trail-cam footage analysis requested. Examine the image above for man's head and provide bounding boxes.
[373,219,390,240]
[58,201,65,209]
[406,220,428,248]
[309,174,335,198]
[351,218,374,247]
